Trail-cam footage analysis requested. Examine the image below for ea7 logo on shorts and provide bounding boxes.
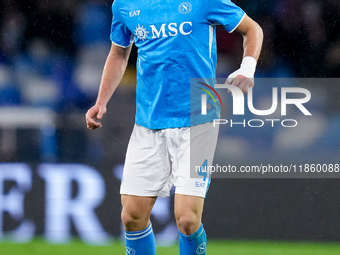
[196,242,206,254]
[126,247,136,255]
[129,10,140,17]
[195,182,206,188]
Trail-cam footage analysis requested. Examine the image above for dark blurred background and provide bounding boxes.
[0,0,339,112]
[0,0,340,245]
[0,0,339,163]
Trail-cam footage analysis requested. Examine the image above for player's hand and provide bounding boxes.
[225,73,254,95]
[85,104,107,130]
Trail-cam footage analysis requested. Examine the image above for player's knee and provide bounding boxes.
[121,208,148,231]
[121,208,138,230]
[176,212,200,235]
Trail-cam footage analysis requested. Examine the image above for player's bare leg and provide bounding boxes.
[175,194,207,255]
[121,195,157,255]
[121,194,156,231]
[174,194,204,234]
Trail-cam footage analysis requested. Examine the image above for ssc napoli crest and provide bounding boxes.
[196,242,206,254]
[178,2,192,14]
[126,247,136,255]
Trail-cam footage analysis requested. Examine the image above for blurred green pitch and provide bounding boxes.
[1,239,340,255]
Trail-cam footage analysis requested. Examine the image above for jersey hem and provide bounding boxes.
[111,39,134,48]
[229,13,246,33]
[135,118,216,130]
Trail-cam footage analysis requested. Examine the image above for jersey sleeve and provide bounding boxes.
[206,0,246,33]
[110,0,134,47]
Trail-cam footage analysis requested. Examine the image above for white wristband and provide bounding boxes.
[227,56,257,83]
[240,56,257,79]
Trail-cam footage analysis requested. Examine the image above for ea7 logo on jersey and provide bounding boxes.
[150,22,192,38]
[129,10,140,17]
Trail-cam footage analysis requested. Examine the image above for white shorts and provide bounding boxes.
[120,122,219,198]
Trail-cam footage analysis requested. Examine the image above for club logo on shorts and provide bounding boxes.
[196,242,206,254]
[126,247,136,255]
[179,2,192,14]
[135,24,149,41]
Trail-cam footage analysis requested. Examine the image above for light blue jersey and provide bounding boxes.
[111,0,245,129]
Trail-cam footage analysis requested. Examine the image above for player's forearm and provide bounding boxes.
[96,59,126,106]
[242,25,263,61]
[227,16,263,87]
[96,44,131,107]
[237,15,263,61]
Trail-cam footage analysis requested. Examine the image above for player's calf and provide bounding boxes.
[175,194,207,254]
[121,195,157,255]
